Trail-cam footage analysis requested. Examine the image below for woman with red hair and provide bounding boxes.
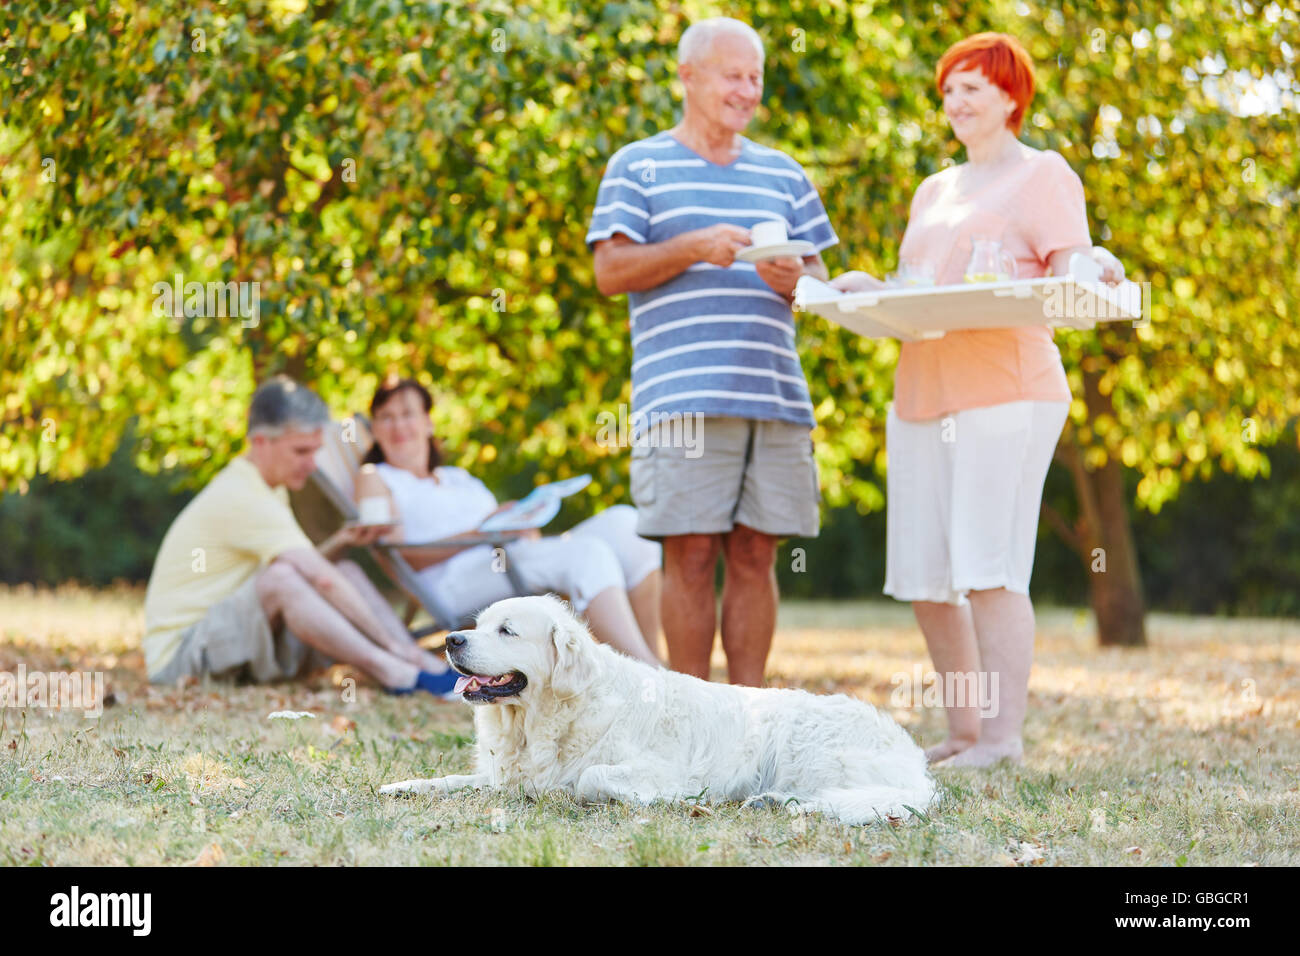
[833,33,1126,767]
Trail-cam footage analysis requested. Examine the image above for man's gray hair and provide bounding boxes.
[247,375,331,437]
[678,17,764,66]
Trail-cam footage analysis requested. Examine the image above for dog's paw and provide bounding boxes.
[379,779,429,796]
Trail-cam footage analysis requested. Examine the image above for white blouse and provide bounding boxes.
[374,462,499,542]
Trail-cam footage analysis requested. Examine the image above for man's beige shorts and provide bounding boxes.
[629,416,820,540]
[149,574,332,684]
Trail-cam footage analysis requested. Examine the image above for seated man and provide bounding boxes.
[143,375,460,697]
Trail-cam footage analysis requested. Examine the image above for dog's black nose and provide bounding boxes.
[445,631,468,649]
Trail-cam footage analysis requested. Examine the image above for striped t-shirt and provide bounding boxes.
[586,132,838,435]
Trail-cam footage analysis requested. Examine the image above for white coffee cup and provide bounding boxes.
[357,496,393,525]
[750,219,788,248]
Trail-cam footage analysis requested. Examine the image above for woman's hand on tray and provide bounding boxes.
[829,271,886,293]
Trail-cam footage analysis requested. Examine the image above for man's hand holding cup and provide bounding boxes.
[690,223,752,267]
[749,219,804,297]
[348,496,397,545]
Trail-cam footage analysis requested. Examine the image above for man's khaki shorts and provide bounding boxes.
[629,416,820,540]
[149,574,332,684]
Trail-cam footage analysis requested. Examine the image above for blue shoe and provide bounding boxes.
[384,670,462,701]
[414,668,464,702]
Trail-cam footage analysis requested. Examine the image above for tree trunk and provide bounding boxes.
[1084,456,1147,647]
[1044,364,1148,647]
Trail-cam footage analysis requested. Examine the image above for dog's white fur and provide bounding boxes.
[380,594,936,824]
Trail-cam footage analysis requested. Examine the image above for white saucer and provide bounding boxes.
[735,240,815,263]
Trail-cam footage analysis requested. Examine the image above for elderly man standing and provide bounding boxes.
[587,17,838,685]
[143,375,460,697]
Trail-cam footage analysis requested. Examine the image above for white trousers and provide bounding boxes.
[419,504,662,620]
[883,400,1070,606]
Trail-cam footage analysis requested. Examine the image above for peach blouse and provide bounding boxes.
[892,149,1091,421]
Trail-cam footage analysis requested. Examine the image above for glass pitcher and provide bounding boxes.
[964,237,1016,283]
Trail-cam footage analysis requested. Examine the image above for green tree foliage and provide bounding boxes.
[2,1,1297,630]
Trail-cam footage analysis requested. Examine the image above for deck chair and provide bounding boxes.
[289,414,530,642]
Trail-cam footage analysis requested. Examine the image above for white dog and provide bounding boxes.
[380,594,936,824]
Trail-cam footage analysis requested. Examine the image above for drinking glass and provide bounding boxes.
[887,258,937,288]
[964,237,1016,283]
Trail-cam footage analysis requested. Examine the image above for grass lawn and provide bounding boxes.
[1,584,1297,866]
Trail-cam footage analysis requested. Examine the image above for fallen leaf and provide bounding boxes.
[1124,846,1142,856]
[1014,842,1045,865]
[329,715,356,735]
[688,804,713,818]
[190,842,224,867]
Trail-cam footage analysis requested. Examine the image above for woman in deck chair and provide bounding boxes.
[354,377,664,667]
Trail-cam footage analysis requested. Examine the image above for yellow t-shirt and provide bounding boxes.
[143,456,315,677]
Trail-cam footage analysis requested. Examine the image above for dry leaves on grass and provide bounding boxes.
[180,754,248,793]
[187,842,225,867]
[1014,841,1047,865]
[328,715,357,735]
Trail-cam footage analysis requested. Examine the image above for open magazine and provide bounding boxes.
[476,474,593,533]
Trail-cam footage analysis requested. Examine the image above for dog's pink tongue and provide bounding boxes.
[453,676,473,694]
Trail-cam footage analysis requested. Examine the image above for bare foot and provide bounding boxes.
[411,649,447,673]
[925,737,977,764]
[935,738,1024,768]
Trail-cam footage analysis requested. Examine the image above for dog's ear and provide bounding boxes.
[549,611,597,702]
